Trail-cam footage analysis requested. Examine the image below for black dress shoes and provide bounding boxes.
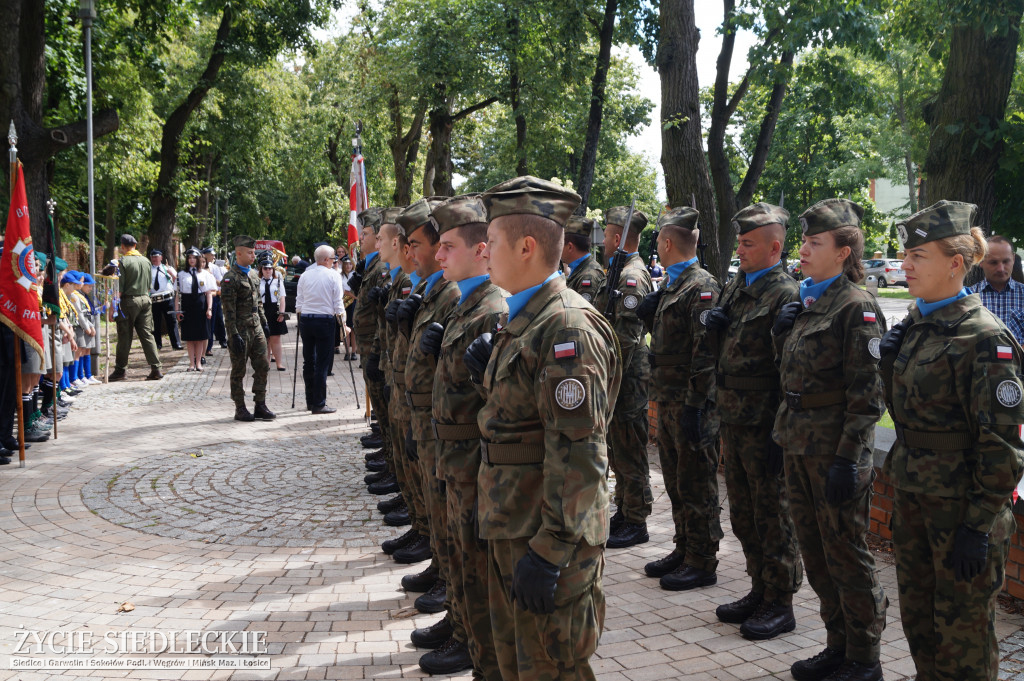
[644,550,686,578]
[377,494,405,514]
[606,522,649,549]
[414,580,447,614]
[393,534,432,564]
[660,565,717,591]
[410,616,452,649]
[401,564,439,592]
[739,600,795,640]
[716,590,763,624]
[418,636,473,675]
[382,528,419,555]
[791,647,845,681]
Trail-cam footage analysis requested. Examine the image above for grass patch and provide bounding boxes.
[879,410,895,430]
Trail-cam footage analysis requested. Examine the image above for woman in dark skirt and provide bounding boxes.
[259,258,289,371]
[176,248,214,371]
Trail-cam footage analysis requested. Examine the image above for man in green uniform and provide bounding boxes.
[593,207,653,548]
[221,235,274,422]
[635,207,723,590]
[109,233,162,381]
[702,203,802,639]
[471,176,621,681]
[561,216,605,303]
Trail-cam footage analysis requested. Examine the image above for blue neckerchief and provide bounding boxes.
[363,251,379,269]
[389,265,402,280]
[508,272,560,322]
[666,257,698,286]
[745,262,780,286]
[568,254,589,275]
[409,272,422,288]
[457,274,490,306]
[608,251,639,266]
[423,269,445,296]
[917,288,969,317]
[799,273,841,308]
[237,265,251,275]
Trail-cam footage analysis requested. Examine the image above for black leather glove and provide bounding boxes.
[636,289,664,330]
[464,333,494,385]
[766,439,784,477]
[231,333,245,354]
[385,299,401,326]
[348,271,363,294]
[951,525,989,581]
[704,306,731,333]
[681,404,703,443]
[368,286,387,307]
[397,294,423,337]
[772,301,802,337]
[419,322,445,358]
[366,353,384,382]
[603,289,622,320]
[510,549,560,614]
[825,457,858,505]
[879,316,911,360]
[405,427,418,461]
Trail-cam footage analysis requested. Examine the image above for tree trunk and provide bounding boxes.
[923,16,1022,232]
[386,87,426,206]
[426,95,499,197]
[893,58,918,214]
[147,6,233,256]
[657,0,721,277]
[191,152,216,246]
[422,143,436,197]
[575,0,618,214]
[506,8,528,177]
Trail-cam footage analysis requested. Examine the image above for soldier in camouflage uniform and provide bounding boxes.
[221,235,274,423]
[880,201,1024,681]
[562,216,605,303]
[773,199,887,681]
[413,194,507,678]
[702,203,802,640]
[469,176,621,681]
[634,207,723,590]
[593,207,654,549]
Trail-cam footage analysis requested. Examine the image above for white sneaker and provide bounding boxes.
[87,376,102,385]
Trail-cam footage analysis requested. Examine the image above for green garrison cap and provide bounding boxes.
[606,206,649,233]
[565,216,599,237]
[397,197,445,233]
[799,198,863,236]
[658,206,700,230]
[897,200,978,249]
[732,203,789,235]
[482,176,580,227]
[358,207,384,233]
[232,235,256,249]
[429,194,487,235]
[381,207,404,226]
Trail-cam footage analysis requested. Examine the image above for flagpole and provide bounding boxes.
[47,200,58,441]
[8,122,26,467]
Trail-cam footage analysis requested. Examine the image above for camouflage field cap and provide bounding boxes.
[358,207,383,233]
[381,207,403,226]
[799,198,863,236]
[606,206,649,233]
[482,176,580,227]
[896,200,978,249]
[565,216,599,237]
[658,206,699,231]
[232,235,256,249]
[397,197,445,233]
[429,194,487,235]
[732,203,789,235]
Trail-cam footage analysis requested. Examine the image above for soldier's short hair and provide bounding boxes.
[408,221,440,246]
[495,213,564,272]
[605,221,641,250]
[564,232,591,252]
[661,223,698,251]
[451,223,489,247]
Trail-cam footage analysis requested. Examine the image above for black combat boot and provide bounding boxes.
[384,506,410,527]
[253,403,276,420]
[609,508,625,533]
[365,469,389,485]
[393,534,432,564]
[660,565,716,591]
[418,636,473,675]
[402,563,439,592]
[414,579,447,614]
[370,421,381,434]
[716,590,763,624]
[822,660,883,681]
[365,448,385,461]
[382,528,419,555]
[361,433,383,448]
[739,600,795,640]
[644,549,685,578]
[410,616,452,649]
[791,647,845,681]
[368,473,400,495]
[377,494,405,514]
[365,457,387,472]
[234,404,255,422]
[606,521,649,549]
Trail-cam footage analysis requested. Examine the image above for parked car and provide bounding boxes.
[862,258,906,287]
[727,258,740,281]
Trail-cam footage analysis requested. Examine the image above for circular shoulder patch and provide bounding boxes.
[700,310,710,326]
[623,295,639,309]
[582,292,592,302]
[868,337,881,359]
[997,380,1023,408]
[555,378,586,411]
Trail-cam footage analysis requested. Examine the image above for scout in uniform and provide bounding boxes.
[109,233,162,381]
[773,199,887,681]
[592,206,654,549]
[470,176,621,681]
[702,203,803,639]
[561,216,605,303]
[880,201,1024,681]
[635,207,723,590]
[221,235,275,423]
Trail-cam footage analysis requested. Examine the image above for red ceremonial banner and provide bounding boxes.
[0,165,44,358]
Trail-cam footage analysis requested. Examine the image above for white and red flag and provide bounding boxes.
[347,147,368,249]
[0,164,43,358]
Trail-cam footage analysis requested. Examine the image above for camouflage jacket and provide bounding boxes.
[433,280,508,483]
[773,275,886,461]
[379,268,409,376]
[715,264,799,425]
[477,276,621,567]
[406,275,460,441]
[592,253,651,368]
[353,254,386,350]
[881,294,1024,534]
[564,253,606,305]
[389,278,426,425]
[649,261,720,409]
[221,263,268,337]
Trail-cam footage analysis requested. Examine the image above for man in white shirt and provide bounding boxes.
[296,245,346,414]
[149,249,182,350]
[203,247,228,351]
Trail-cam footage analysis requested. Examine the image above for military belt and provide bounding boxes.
[784,389,844,410]
[431,419,482,441]
[406,390,432,408]
[894,423,973,450]
[649,353,690,368]
[480,439,545,465]
[717,373,779,391]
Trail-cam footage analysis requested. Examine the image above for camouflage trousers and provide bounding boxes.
[656,401,723,572]
[785,452,886,664]
[228,327,269,406]
[417,438,462,638]
[388,399,429,538]
[362,366,393,464]
[608,365,652,523]
[893,490,1013,681]
[445,473,500,681]
[488,537,604,681]
[721,424,802,603]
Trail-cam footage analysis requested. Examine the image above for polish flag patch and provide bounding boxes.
[554,341,579,359]
[998,345,1013,360]
[863,311,877,323]
[581,279,591,287]
[401,286,411,295]
[625,278,637,287]
[700,291,713,301]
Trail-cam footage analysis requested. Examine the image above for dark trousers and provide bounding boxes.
[299,316,334,410]
[206,295,226,351]
[0,326,15,446]
[151,297,180,348]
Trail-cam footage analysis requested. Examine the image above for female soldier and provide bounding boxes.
[879,201,1024,681]
[772,198,888,681]
[258,257,288,371]
[176,248,214,371]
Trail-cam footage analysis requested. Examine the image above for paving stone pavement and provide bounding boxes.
[0,323,1023,680]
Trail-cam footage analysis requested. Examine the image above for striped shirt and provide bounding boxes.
[969,278,1024,343]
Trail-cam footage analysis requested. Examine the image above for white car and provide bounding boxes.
[862,259,906,287]
[727,258,740,281]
